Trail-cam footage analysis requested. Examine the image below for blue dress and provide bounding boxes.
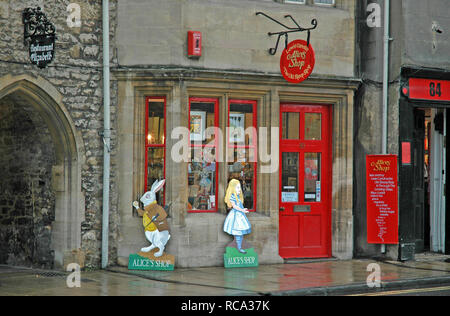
[223,194,251,236]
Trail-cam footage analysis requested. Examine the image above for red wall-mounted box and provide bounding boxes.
[188,31,202,58]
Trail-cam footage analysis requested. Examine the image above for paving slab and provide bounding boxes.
[0,256,449,296]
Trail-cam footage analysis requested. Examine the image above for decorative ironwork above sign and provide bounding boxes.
[23,7,56,69]
[256,12,317,84]
[256,12,317,56]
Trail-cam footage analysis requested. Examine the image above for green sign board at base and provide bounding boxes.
[224,247,258,268]
[128,253,174,271]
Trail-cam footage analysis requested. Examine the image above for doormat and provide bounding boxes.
[224,247,258,268]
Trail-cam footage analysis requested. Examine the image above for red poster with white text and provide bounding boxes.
[366,155,399,244]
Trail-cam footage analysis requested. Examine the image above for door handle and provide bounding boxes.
[280,207,285,212]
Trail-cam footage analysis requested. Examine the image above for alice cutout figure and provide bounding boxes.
[223,179,251,254]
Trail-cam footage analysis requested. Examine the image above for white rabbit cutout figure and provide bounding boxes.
[133,179,171,258]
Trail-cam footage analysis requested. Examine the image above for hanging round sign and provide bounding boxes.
[280,39,315,84]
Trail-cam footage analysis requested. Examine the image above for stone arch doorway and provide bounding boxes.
[0,75,85,269]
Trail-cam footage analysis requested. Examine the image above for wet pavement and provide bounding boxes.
[1,254,449,296]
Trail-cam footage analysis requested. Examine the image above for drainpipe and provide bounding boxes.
[101,0,111,269]
[381,0,391,254]
[382,0,390,155]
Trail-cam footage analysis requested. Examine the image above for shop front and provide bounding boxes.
[114,0,359,268]
[115,69,359,267]
[398,67,450,260]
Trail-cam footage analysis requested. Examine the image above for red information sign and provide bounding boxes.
[401,142,411,165]
[403,78,450,102]
[280,40,315,84]
[366,155,399,244]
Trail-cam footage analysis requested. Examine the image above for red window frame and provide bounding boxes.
[145,96,166,205]
[188,97,219,213]
[227,99,258,212]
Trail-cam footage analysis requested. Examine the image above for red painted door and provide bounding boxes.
[279,104,332,258]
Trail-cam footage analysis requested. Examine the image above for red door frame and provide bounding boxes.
[279,103,333,259]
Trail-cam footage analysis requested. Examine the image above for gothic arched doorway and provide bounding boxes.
[0,75,85,269]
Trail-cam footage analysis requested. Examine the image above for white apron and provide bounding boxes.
[223,194,251,236]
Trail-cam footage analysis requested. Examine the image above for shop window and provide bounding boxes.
[279,0,334,5]
[314,0,334,5]
[281,152,299,203]
[304,153,321,202]
[304,113,322,140]
[145,97,166,206]
[188,98,219,212]
[282,112,300,140]
[284,0,306,4]
[227,100,257,211]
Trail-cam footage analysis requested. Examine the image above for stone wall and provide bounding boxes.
[402,0,450,69]
[0,0,119,268]
[116,0,356,78]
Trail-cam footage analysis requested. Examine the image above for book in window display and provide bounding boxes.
[190,111,206,142]
[229,113,245,143]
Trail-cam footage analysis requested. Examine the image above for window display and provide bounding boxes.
[188,98,219,212]
[189,99,217,146]
[227,161,254,210]
[227,100,257,211]
[145,97,165,206]
[281,152,299,203]
[304,153,321,202]
[188,161,216,211]
[147,148,164,205]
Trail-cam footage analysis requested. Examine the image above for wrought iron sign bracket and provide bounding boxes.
[256,12,317,55]
[23,7,56,69]
[23,7,56,46]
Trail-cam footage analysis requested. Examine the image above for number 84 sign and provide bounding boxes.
[403,78,450,102]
